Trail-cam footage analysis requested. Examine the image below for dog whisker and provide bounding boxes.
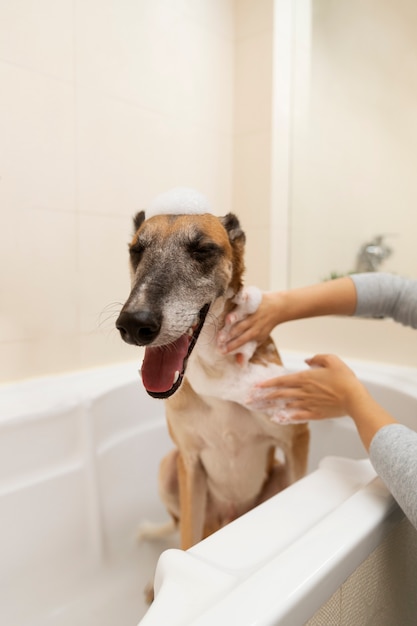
[197,311,220,346]
[97,301,124,333]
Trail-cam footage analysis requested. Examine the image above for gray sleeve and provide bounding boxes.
[369,424,417,530]
[351,272,417,328]
[350,273,417,329]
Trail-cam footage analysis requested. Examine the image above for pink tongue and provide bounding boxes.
[141,335,190,393]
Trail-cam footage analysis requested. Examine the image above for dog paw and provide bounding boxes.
[137,519,177,542]
[144,581,155,605]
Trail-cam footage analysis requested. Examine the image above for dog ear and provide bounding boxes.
[220,213,246,292]
[133,210,146,233]
[220,213,246,245]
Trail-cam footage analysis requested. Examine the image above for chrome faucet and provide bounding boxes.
[355,235,393,272]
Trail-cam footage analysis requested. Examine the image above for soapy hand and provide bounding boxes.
[245,383,303,424]
[216,287,306,423]
[217,286,262,366]
[246,354,362,422]
[217,289,282,355]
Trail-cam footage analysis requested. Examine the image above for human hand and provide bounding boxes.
[246,354,366,421]
[217,291,282,354]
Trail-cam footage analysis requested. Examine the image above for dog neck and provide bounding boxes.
[186,288,241,386]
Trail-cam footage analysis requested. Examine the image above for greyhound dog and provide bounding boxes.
[116,189,309,554]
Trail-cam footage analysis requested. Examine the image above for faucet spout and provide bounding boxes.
[355,235,393,272]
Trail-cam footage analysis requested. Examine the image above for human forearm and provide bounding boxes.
[344,384,397,451]
[275,276,358,323]
[246,354,397,452]
[219,276,358,354]
[369,424,417,529]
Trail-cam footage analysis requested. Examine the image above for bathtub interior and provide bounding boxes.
[1,355,416,626]
[0,363,176,626]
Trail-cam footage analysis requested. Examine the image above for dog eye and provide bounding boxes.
[129,242,145,263]
[189,242,222,262]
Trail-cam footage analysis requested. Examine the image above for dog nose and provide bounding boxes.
[116,310,161,346]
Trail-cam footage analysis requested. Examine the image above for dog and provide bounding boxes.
[116,189,310,557]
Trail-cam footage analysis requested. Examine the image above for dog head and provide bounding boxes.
[116,210,245,398]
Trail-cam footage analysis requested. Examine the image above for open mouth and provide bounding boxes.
[141,303,210,399]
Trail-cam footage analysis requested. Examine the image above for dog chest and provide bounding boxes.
[168,396,274,500]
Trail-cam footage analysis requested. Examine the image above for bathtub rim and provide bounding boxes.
[1,352,416,625]
[2,351,417,422]
[0,359,141,423]
[141,459,403,626]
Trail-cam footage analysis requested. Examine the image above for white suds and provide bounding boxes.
[146,187,212,219]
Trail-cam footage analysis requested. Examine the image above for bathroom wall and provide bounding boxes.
[3,0,414,383]
[0,0,239,382]
[289,0,417,287]
[235,0,417,369]
[276,0,417,366]
[233,0,274,291]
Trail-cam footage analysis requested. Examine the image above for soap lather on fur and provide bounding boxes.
[217,285,306,424]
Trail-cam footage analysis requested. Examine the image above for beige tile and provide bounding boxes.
[0,62,76,213]
[77,213,133,335]
[233,130,271,228]
[235,0,273,40]
[278,316,417,369]
[76,90,160,216]
[75,0,178,111]
[0,209,78,344]
[0,334,80,384]
[234,30,272,134]
[0,0,74,79]
[287,0,417,298]
[178,0,235,39]
[76,88,233,217]
[75,0,233,131]
[0,330,134,384]
[241,225,271,290]
[289,230,358,287]
[269,226,290,291]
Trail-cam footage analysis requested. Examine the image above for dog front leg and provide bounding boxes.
[177,453,208,550]
[285,424,310,483]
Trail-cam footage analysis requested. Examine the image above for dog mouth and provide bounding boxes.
[141,303,210,399]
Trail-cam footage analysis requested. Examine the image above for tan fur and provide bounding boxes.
[163,345,309,550]
[117,211,310,555]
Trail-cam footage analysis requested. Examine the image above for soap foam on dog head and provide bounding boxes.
[146,187,212,219]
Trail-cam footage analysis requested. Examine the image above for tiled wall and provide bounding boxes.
[0,0,249,382]
[289,0,417,288]
[3,0,412,383]
[233,0,274,290]
[276,0,417,367]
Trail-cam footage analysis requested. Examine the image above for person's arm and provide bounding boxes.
[352,272,417,328]
[246,353,417,529]
[370,425,417,529]
[218,276,357,354]
[219,273,417,355]
[246,354,397,451]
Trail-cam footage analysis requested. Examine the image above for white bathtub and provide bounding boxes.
[1,352,416,626]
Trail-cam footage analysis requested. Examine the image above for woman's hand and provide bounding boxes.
[218,278,359,355]
[247,354,366,421]
[218,292,283,353]
[247,353,397,450]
